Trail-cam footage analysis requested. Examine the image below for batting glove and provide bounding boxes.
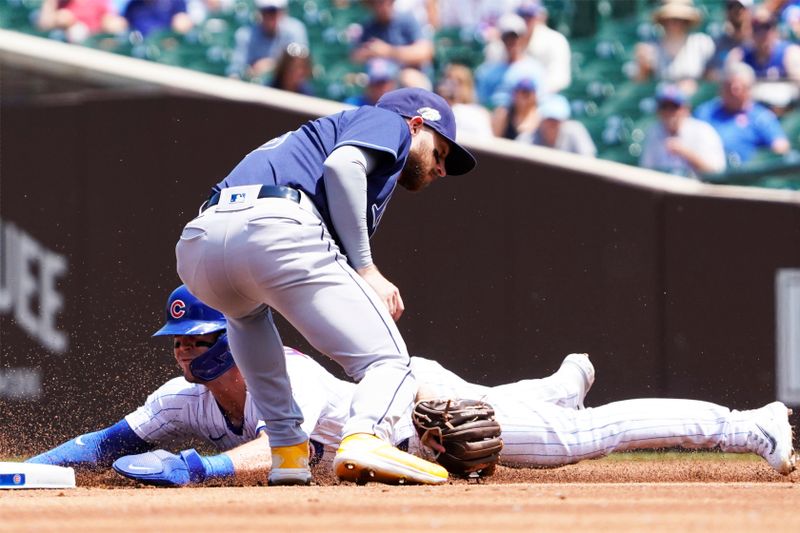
[112,449,233,487]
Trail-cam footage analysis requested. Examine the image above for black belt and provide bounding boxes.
[203,185,301,212]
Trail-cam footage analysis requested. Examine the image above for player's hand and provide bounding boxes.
[357,264,404,321]
[112,449,206,487]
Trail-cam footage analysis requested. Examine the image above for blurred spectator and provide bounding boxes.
[764,0,800,38]
[186,0,234,26]
[436,63,493,138]
[228,0,308,80]
[123,0,193,37]
[518,94,596,157]
[491,75,539,139]
[726,6,800,109]
[640,84,726,178]
[434,0,521,32]
[694,63,790,167]
[393,0,436,34]
[37,0,128,42]
[270,43,314,95]
[475,13,542,109]
[351,0,434,89]
[517,1,571,93]
[345,58,399,106]
[706,0,753,81]
[633,0,715,96]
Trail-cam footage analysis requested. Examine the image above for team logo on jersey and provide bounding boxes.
[416,107,441,121]
[170,299,186,319]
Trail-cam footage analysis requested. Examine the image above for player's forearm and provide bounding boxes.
[26,419,150,468]
[224,432,271,478]
[323,145,378,269]
[391,41,434,67]
[682,150,722,174]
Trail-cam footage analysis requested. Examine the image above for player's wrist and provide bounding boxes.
[194,451,235,481]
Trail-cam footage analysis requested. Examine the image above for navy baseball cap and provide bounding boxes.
[376,88,477,175]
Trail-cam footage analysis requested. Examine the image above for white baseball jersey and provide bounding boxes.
[125,347,413,456]
[407,356,762,466]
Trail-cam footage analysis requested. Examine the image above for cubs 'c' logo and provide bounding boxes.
[170,299,186,319]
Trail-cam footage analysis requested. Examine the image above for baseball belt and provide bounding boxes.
[202,185,301,212]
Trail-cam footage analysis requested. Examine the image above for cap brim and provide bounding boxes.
[444,139,477,176]
[153,321,226,337]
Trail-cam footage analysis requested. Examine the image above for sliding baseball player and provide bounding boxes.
[27,287,796,484]
[25,285,376,485]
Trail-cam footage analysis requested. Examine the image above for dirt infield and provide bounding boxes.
[2,456,799,532]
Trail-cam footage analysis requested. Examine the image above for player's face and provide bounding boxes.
[400,126,449,191]
[173,333,219,382]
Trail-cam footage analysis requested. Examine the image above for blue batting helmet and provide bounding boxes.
[153,285,226,336]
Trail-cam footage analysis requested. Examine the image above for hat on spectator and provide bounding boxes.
[727,0,753,7]
[376,88,477,175]
[539,95,571,121]
[655,84,688,106]
[653,0,702,27]
[256,0,287,10]
[498,13,527,37]
[513,76,538,93]
[516,1,545,19]
[366,58,399,84]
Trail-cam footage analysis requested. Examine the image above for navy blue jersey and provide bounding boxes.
[216,106,410,238]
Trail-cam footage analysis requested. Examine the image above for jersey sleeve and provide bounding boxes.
[753,106,788,147]
[332,107,410,168]
[124,378,196,444]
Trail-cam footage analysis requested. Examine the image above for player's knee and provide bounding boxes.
[346,353,410,381]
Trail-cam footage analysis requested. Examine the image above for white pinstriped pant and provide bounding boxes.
[407,357,756,465]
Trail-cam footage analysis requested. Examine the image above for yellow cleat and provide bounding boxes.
[333,433,448,485]
[268,440,313,486]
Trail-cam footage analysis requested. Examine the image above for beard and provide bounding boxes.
[398,150,428,191]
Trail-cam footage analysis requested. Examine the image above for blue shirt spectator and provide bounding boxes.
[351,0,434,88]
[475,13,542,109]
[123,0,189,37]
[345,58,400,107]
[360,9,422,48]
[694,63,790,166]
[229,0,308,80]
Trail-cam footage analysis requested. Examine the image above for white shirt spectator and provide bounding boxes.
[657,32,715,81]
[640,116,726,178]
[452,103,494,138]
[526,21,571,93]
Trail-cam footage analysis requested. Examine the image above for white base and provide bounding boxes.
[0,462,76,489]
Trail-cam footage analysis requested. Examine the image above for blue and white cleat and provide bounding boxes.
[748,401,797,475]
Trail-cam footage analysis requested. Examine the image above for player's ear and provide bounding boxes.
[407,116,424,135]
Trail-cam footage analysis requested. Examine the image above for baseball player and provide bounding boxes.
[174,87,477,486]
[108,354,600,487]
[409,356,797,476]
[25,285,376,486]
[115,349,795,483]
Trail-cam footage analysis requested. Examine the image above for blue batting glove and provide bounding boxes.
[113,449,205,487]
